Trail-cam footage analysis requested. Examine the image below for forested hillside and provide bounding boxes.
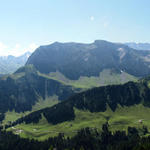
[7,76,150,127]
[0,65,79,115]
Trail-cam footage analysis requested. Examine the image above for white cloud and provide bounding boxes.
[101,16,110,28]
[0,42,9,56]
[0,42,38,57]
[103,22,109,28]
[90,16,95,21]
[28,43,38,52]
[0,42,8,50]
[15,44,21,49]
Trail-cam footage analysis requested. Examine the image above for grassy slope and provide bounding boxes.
[40,69,137,89]
[8,104,150,141]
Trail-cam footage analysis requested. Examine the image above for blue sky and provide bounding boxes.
[0,0,150,56]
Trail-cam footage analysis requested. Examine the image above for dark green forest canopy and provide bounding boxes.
[1,124,150,150]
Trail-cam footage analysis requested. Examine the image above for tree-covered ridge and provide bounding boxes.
[27,40,150,80]
[0,65,78,114]
[8,77,150,126]
[1,123,150,150]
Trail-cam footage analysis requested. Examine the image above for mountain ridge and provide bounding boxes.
[125,42,150,50]
[26,40,150,80]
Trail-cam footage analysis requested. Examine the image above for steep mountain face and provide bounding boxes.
[126,42,150,50]
[11,77,150,125]
[0,52,31,74]
[26,40,150,80]
[0,65,78,114]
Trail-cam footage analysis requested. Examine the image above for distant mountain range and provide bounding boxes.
[125,42,150,50]
[0,51,31,74]
[1,41,149,75]
[27,40,150,80]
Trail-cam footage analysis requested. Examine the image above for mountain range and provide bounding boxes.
[27,40,150,80]
[0,40,149,115]
[1,41,150,76]
[0,51,31,74]
[1,40,150,142]
[0,40,143,115]
[125,42,150,50]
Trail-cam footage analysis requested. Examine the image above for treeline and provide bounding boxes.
[1,123,150,150]
[4,103,75,128]
[7,80,150,126]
